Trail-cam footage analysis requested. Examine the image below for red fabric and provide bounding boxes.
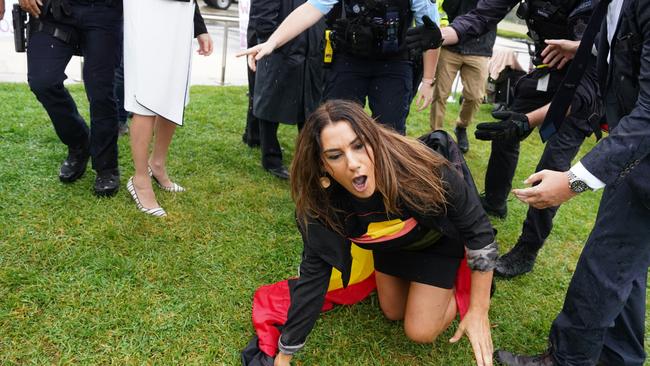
[454,258,472,319]
[251,258,472,357]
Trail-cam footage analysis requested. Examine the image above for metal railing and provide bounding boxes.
[202,14,239,85]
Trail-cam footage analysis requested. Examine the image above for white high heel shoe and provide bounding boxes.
[148,166,186,192]
[127,177,167,217]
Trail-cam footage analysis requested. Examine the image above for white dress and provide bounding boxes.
[123,0,196,126]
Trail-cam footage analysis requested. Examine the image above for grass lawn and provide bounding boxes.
[0,83,646,365]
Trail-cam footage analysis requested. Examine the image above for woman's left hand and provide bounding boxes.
[449,309,493,366]
[197,33,214,56]
[415,82,434,111]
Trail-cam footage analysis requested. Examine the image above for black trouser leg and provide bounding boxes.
[78,4,122,173]
[549,180,650,365]
[484,137,520,206]
[27,31,89,150]
[259,119,282,169]
[516,116,592,253]
[244,66,260,145]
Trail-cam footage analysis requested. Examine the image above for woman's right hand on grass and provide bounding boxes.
[237,41,277,72]
[274,352,293,366]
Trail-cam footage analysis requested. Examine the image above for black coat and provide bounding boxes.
[251,0,325,125]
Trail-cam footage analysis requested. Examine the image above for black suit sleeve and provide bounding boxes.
[580,2,650,184]
[194,2,208,37]
[449,0,519,43]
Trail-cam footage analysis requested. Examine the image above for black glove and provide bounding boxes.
[332,18,376,57]
[404,15,443,53]
[475,111,532,141]
[43,0,72,21]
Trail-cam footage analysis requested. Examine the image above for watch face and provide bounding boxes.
[570,180,589,193]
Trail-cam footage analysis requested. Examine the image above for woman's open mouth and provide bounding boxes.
[352,175,367,192]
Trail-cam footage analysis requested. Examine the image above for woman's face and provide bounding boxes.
[320,121,376,199]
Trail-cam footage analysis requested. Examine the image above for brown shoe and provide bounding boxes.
[495,349,556,366]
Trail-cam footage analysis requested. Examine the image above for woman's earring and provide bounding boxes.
[320,175,331,189]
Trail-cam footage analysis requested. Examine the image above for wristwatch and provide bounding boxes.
[567,171,591,193]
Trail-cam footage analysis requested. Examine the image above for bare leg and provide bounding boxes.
[129,113,159,209]
[376,271,410,321]
[403,282,457,343]
[149,116,177,187]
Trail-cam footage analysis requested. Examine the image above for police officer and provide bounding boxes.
[238,0,442,135]
[19,0,122,196]
[496,0,650,363]
[439,0,594,218]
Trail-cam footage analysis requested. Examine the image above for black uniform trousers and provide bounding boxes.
[26,2,122,173]
[483,67,567,207]
[324,54,413,135]
[515,115,593,252]
[549,159,650,365]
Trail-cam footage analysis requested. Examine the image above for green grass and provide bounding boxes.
[496,28,530,41]
[0,83,646,365]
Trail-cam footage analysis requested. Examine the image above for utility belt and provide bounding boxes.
[327,10,407,61]
[27,18,81,55]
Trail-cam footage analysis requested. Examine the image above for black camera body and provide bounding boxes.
[13,4,30,53]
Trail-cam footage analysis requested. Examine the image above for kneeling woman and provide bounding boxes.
[277,100,496,366]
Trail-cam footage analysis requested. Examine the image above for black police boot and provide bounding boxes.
[495,349,556,366]
[479,193,507,218]
[94,169,120,197]
[59,143,90,183]
[454,126,469,153]
[495,243,539,279]
[265,165,289,180]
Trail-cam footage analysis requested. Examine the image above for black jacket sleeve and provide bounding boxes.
[193,2,208,37]
[581,1,650,184]
[440,164,495,250]
[449,0,519,43]
[279,220,339,354]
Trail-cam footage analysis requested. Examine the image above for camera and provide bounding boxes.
[13,4,30,53]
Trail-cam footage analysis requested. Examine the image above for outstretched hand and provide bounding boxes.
[405,15,443,53]
[541,39,580,69]
[475,111,531,141]
[449,309,493,366]
[236,41,278,72]
[512,169,576,209]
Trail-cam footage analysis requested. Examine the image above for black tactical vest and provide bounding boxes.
[517,0,591,63]
[327,0,413,59]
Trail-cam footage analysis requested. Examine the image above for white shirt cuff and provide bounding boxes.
[570,162,606,191]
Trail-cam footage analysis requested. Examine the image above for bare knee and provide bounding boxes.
[403,320,446,344]
[380,304,405,321]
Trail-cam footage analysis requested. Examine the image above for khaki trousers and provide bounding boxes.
[429,48,489,130]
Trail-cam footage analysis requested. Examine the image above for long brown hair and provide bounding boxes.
[291,100,449,234]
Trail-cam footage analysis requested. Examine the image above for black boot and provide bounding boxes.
[454,126,469,153]
[59,143,90,183]
[94,168,120,197]
[495,243,539,278]
[479,193,508,218]
[495,349,556,366]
